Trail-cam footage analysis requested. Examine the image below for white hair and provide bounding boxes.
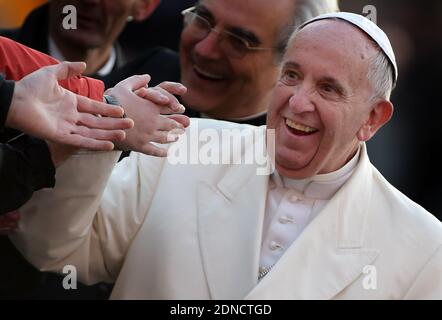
[367,48,394,102]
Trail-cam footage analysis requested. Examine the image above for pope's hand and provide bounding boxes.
[105,75,190,157]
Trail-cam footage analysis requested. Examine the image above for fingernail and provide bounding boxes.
[167,134,179,142]
[175,121,184,129]
[175,104,186,113]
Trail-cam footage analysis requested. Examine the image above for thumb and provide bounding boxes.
[52,61,87,81]
[168,114,190,128]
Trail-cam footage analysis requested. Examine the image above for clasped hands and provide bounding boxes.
[105,74,190,157]
[8,61,189,161]
[43,67,190,165]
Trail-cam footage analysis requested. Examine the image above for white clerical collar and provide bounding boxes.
[48,36,116,77]
[272,146,361,200]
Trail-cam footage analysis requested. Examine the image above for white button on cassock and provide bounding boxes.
[278,216,294,224]
[289,194,299,203]
[269,241,283,251]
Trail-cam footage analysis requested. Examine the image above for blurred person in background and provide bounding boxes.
[0,0,179,88]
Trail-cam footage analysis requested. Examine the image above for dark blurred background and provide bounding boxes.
[1,0,440,220]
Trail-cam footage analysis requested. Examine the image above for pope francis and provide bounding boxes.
[11,13,442,300]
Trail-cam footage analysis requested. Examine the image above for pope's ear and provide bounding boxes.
[356,100,394,142]
[131,0,161,22]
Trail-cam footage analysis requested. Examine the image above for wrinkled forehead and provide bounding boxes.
[285,19,380,76]
[284,20,379,91]
[199,0,294,17]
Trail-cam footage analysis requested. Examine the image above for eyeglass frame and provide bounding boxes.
[181,6,276,58]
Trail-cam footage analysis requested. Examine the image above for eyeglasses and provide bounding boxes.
[181,6,275,59]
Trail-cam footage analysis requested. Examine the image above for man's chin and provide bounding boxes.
[59,30,103,49]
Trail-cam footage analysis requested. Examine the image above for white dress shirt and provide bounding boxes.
[259,148,361,279]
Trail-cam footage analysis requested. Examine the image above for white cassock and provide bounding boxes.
[11,119,442,299]
[259,148,360,280]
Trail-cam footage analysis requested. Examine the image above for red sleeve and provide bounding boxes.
[0,36,104,102]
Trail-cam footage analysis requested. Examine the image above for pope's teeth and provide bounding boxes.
[285,119,317,133]
[194,66,224,80]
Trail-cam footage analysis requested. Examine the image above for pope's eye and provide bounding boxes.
[321,83,337,94]
[281,70,299,85]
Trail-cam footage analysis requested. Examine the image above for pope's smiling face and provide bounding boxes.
[267,20,392,179]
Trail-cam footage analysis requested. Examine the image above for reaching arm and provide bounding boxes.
[10,148,166,284]
[0,37,134,215]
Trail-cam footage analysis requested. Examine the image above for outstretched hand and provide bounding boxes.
[6,61,134,151]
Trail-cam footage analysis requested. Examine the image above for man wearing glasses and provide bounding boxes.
[179,1,287,126]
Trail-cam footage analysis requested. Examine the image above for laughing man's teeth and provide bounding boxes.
[194,66,224,80]
[286,118,318,133]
